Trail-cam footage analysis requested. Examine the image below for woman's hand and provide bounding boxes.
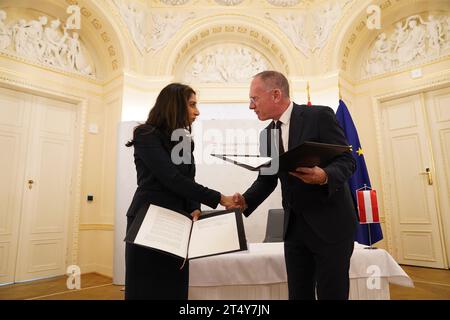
[220,194,246,210]
[190,209,201,221]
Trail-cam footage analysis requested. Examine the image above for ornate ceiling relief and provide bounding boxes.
[312,1,347,52]
[265,0,350,58]
[184,45,271,83]
[172,24,289,76]
[113,0,195,53]
[113,0,149,54]
[265,12,310,57]
[0,8,95,77]
[363,13,450,78]
[149,12,195,52]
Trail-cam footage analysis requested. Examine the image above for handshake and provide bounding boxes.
[220,193,247,211]
[191,193,246,221]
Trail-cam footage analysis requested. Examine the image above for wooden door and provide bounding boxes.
[0,86,77,284]
[381,92,447,268]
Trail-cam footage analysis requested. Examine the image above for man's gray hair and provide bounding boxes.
[254,70,290,98]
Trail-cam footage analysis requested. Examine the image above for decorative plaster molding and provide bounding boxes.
[362,13,450,79]
[0,9,95,78]
[265,12,310,57]
[265,0,351,57]
[214,0,245,5]
[149,12,195,52]
[171,24,291,76]
[312,1,346,52]
[184,45,270,83]
[112,1,195,54]
[266,0,300,7]
[112,0,148,54]
[160,0,191,5]
[64,0,119,72]
[70,98,87,266]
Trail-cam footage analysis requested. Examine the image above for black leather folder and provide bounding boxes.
[212,141,351,172]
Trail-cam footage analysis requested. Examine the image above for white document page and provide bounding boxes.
[134,205,192,259]
[225,155,272,168]
[188,212,240,259]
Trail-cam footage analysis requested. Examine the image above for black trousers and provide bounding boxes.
[125,216,189,300]
[284,211,354,300]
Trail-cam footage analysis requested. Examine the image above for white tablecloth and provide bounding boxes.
[188,242,413,300]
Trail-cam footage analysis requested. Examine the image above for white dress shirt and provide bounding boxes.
[274,102,293,152]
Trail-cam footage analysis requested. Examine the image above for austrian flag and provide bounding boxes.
[356,190,380,224]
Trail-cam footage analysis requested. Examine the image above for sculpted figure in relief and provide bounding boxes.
[25,16,48,61]
[364,13,450,78]
[114,0,148,53]
[185,46,270,83]
[12,19,30,56]
[43,19,68,67]
[421,15,444,54]
[397,17,426,64]
[149,12,194,51]
[0,10,11,50]
[1,10,95,76]
[265,12,310,57]
[313,1,341,51]
[365,33,391,75]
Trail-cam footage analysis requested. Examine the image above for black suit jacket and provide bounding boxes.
[126,125,221,219]
[243,104,357,243]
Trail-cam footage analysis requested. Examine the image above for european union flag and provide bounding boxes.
[336,99,383,245]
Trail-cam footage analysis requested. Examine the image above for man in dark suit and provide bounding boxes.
[233,71,357,300]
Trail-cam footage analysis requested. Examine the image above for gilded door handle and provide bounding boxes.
[419,168,433,185]
[28,179,34,189]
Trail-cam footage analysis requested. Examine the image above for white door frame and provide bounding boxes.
[0,77,87,272]
[372,76,450,265]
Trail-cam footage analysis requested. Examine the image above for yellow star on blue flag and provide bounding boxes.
[356,147,363,156]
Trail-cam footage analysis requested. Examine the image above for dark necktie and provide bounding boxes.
[274,120,284,155]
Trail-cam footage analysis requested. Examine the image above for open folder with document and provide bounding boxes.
[124,204,247,260]
[212,141,351,172]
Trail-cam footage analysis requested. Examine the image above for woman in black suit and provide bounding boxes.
[124,83,234,300]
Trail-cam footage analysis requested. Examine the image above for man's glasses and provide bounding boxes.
[249,96,259,104]
[249,88,275,104]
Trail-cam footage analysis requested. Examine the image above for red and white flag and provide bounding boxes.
[356,190,380,223]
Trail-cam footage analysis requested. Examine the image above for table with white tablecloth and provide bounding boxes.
[188,242,414,300]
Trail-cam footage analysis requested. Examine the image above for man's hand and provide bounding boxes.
[220,193,247,210]
[289,166,328,185]
[220,194,238,209]
[190,209,201,221]
[232,193,247,210]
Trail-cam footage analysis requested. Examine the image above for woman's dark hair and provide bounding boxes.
[126,83,196,147]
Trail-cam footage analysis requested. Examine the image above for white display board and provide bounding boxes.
[113,121,139,285]
[113,117,282,285]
